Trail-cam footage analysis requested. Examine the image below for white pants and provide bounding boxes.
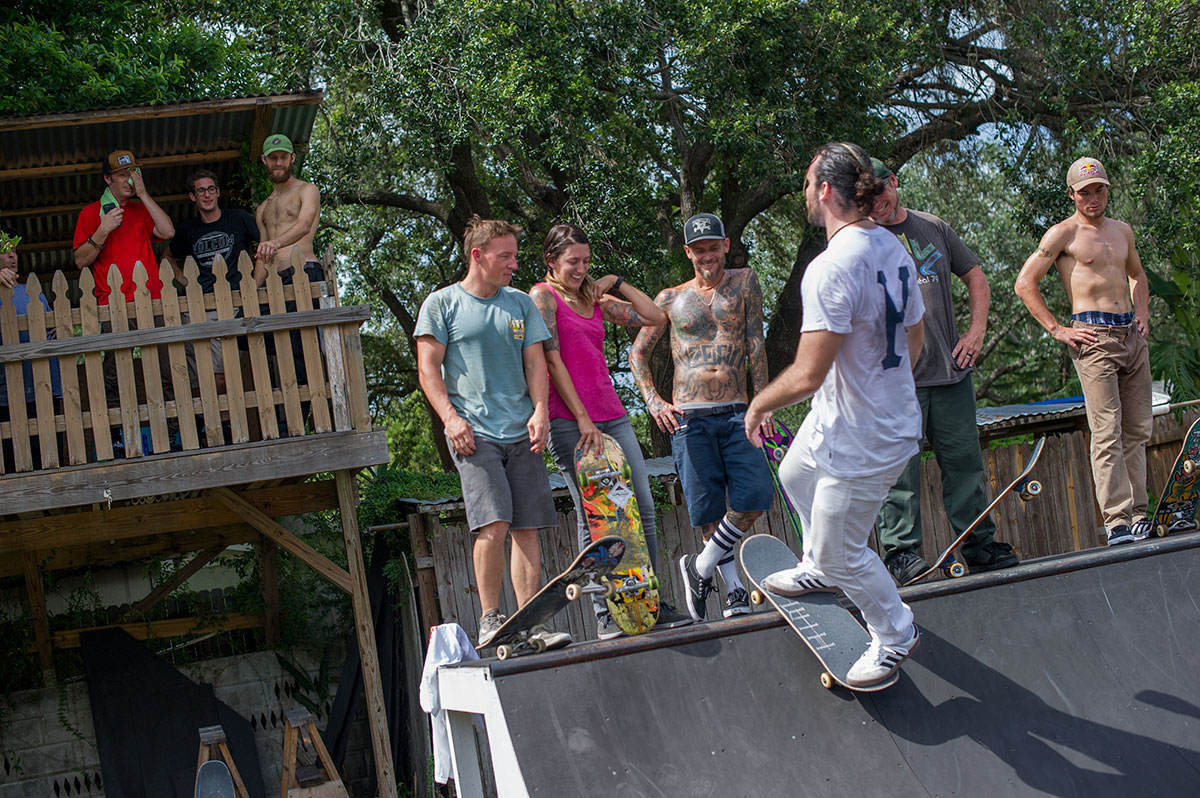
[779,442,914,647]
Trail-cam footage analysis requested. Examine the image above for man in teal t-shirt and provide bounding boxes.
[416,217,566,649]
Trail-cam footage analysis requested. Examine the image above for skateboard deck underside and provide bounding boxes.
[739,534,897,691]
[905,437,1047,586]
[195,761,236,798]
[577,435,658,635]
[481,535,626,654]
[762,420,803,542]
[1153,419,1200,536]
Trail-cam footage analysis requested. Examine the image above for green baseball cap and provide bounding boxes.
[263,134,294,156]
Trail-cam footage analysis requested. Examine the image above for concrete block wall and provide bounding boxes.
[0,649,371,797]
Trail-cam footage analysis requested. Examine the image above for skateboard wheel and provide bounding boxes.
[820,672,834,690]
[576,470,588,489]
[497,645,513,661]
[947,562,966,578]
[601,579,617,599]
[1157,524,1169,538]
[649,574,660,590]
[532,638,547,654]
[750,590,765,606]
[1019,480,1043,501]
[621,462,632,480]
[1184,459,1196,475]
[565,583,582,602]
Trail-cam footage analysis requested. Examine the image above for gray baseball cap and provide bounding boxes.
[683,213,726,245]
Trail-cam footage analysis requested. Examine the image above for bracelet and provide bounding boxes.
[87,236,100,250]
[611,276,624,292]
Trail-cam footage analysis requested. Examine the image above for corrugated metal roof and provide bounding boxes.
[0,92,323,276]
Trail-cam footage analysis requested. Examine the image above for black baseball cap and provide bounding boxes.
[683,213,726,245]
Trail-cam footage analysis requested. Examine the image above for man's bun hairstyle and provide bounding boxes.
[812,142,887,215]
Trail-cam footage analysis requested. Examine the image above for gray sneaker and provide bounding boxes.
[477,608,506,648]
[656,602,693,629]
[530,625,572,650]
[596,611,625,640]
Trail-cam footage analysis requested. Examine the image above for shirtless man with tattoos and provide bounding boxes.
[631,213,775,620]
[1015,157,1152,546]
[255,134,322,286]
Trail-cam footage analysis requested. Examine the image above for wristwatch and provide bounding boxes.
[610,276,624,293]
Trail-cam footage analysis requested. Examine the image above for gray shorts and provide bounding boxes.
[451,436,557,532]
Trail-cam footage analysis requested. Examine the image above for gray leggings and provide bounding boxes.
[548,415,660,615]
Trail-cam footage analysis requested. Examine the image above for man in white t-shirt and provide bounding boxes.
[744,142,926,688]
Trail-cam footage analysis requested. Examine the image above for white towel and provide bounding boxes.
[419,623,481,784]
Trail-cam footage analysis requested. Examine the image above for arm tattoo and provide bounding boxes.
[630,291,673,405]
[602,301,646,328]
[742,271,768,392]
[1036,247,1053,258]
[530,287,560,353]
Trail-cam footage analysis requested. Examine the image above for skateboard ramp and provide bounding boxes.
[438,536,1200,797]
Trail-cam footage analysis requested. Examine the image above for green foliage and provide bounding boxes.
[1146,268,1200,401]
[0,1,270,115]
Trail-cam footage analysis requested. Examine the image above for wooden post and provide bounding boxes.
[335,469,397,797]
[259,537,281,646]
[407,512,442,637]
[23,552,54,685]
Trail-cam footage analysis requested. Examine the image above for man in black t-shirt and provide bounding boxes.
[869,157,1020,583]
[168,170,264,390]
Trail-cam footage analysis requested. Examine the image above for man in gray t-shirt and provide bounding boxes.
[415,217,564,649]
[869,158,1020,583]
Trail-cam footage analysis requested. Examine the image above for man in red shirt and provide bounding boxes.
[72,150,174,304]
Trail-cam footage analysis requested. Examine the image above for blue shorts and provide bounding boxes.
[671,405,775,527]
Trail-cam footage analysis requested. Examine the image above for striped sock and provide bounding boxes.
[696,517,746,578]
[716,554,743,592]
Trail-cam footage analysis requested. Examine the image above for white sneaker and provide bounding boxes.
[845,625,921,688]
[763,565,838,597]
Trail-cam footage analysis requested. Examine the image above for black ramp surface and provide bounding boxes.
[489,545,1200,797]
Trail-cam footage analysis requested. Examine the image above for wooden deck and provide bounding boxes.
[0,251,397,794]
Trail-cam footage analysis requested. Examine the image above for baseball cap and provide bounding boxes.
[263,134,294,156]
[102,150,138,175]
[870,157,893,180]
[683,213,726,245]
[1066,157,1109,190]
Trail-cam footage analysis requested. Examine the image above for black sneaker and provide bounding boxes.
[656,602,693,629]
[596,611,625,640]
[679,554,714,621]
[885,549,929,584]
[1106,524,1134,546]
[477,608,506,648]
[966,540,1020,573]
[723,587,751,618]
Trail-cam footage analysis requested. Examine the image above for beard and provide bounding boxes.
[268,164,293,184]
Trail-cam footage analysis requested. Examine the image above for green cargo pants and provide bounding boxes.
[876,375,996,562]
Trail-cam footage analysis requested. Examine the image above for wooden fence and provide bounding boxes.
[424,408,1200,644]
[0,250,372,475]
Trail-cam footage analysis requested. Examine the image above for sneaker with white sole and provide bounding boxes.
[477,608,507,648]
[763,565,839,597]
[656,602,694,629]
[596,611,625,640]
[1130,517,1153,541]
[530,625,572,650]
[845,625,921,688]
[723,587,751,617]
[1106,524,1134,546]
[679,554,714,621]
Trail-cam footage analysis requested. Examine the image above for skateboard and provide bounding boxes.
[195,760,236,798]
[1151,417,1200,537]
[903,436,1046,586]
[576,433,659,635]
[739,534,899,692]
[478,535,627,661]
[761,419,803,543]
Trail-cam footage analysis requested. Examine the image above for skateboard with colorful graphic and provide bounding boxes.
[576,434,659,635]
[478,535,627,661]
[903,437,1046,586]
[739,534,899,692]
[1151,417,1200,537]
[195,761,236,798]
[761,419,803,543]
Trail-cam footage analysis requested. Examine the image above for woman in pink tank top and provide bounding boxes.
[531,224,693,637]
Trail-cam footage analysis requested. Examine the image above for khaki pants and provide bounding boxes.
[1070,321,1153,529]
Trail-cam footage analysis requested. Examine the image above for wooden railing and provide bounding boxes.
[0,251,371,476]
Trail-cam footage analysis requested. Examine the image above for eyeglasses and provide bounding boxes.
[193,186,218,195]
